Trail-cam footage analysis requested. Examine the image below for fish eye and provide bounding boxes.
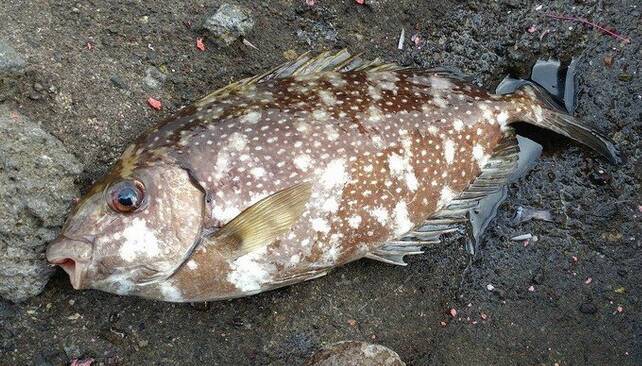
[108,180,145,213]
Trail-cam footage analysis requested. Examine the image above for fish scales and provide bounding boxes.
[46,51,619,302]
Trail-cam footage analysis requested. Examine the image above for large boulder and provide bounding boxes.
[0,106,81,302]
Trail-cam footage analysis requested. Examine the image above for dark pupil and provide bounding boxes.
[117,187,138,207]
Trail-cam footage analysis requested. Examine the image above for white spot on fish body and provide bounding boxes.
[433,95,448,108]
[227,247,274,292]
[497,111,509,126]
[322,197,339,213]
[319,90,336,106]
[437,186,455,209]
[186,260,198,270]
[348,215,362,229]
[370,206,389,225]
[240,111,261,124]
[533,105,544,122]
[289,254,301,266]
[101,272,135,295]
[367,105,383,123]
[393,201,413,236]
[250,167,266,178]
[472,144,490,168]
[313,109,327,121]
[120,218,161,262]
[388,153,405,176]
[430,76,453,90]
[293,154,312,171]
[311,218,331,234]
[159,282,183,302]
[212,203,241,223]
[324,124,339,141]
[443,139,455,164]
[228,133,248,150]
[320,159,349,189]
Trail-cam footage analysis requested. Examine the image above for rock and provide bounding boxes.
[304,341,405,366]
[579,302,598,315]
[110,75,129,90]
[0,106,81,302]
[200,3,254,46]
[142,66,166,91]
[0,41,26,75]
[531,267,545,285]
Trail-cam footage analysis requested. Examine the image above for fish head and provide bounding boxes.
[46,162,204,296]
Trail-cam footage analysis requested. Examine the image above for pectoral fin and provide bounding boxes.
[213,182,312,258]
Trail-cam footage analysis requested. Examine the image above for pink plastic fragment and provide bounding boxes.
[528,25,537,33]
[147,97,162,110]
[528,285,535,292]
[480,313,488,320]
[355,0,365,4]
[306,0,316,5]
[196,37,205,51]
[70,359,94,366]
[585,277,592,284]
[449,308,457,318]
[617,306,623,313]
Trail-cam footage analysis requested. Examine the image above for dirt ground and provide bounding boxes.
[0,0,640,365]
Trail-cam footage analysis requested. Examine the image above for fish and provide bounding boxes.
[46,50,619,302]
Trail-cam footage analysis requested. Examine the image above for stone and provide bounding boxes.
[304,341,405,366]
[142,66,166,91]
[0,106,81,302]
[0,41,26,75]
[200,3,254,46]
[579,302,598,315]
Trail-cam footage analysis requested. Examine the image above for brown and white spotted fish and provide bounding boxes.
[46,50,619,302]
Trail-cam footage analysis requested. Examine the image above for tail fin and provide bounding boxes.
[512,83,621,164]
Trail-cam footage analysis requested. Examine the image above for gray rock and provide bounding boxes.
[0,41,26,75]
[142,66,166,91]
[200,3,254,46]
[304,341,405,366]
[0,106,81,302]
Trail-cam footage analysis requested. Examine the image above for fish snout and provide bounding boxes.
[46,236,93,290]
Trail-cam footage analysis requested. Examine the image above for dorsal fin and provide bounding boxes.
[195,49,406,106]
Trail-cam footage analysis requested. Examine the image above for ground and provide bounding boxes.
[0,0,640,365]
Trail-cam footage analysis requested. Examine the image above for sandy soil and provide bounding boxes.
[0,0,639,365]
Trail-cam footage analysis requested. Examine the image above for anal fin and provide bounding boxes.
[368,132,542,265]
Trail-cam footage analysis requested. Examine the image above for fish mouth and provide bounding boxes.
[46,236,93,290]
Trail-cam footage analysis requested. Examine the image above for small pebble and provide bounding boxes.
[200,3,254,46]
[528,285,535,292]
[579,303,597,314]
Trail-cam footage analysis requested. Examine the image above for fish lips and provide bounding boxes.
[46,236,94,290]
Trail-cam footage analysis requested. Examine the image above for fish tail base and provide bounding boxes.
[513,84,621,164]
